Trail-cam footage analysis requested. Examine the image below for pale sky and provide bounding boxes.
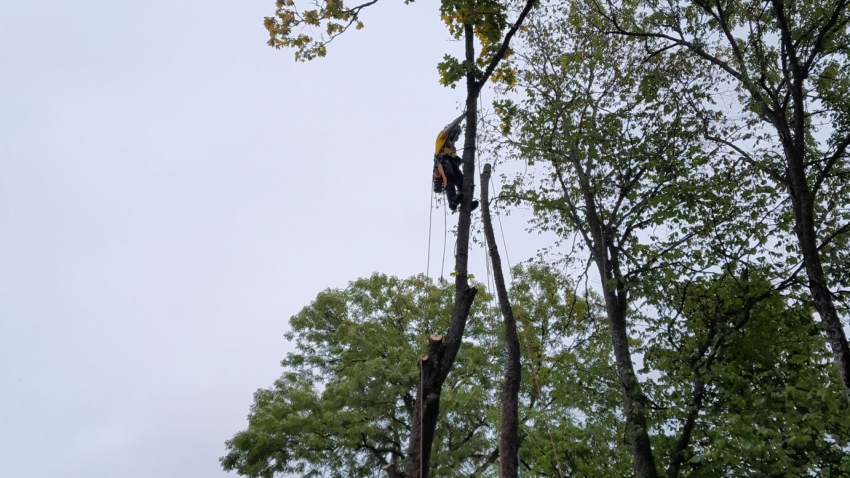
[0,1,545,477]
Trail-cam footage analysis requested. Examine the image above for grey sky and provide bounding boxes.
[0,1,547,477]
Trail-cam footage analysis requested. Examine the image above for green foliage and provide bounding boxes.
[639,269,850,476]
[693,299,850,477]
[221,265,849,477]
[511,263,633,477]
[264,0,376,61]
[606,0,850,297]
[222,265,624,477]
[493,0,733,279]
[484,0,850,475]
[264,0,532,89]
[221,273,498,476]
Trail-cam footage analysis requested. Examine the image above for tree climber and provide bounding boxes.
[434,112,479,211]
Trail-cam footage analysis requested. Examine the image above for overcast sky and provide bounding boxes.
[0,1,550,477]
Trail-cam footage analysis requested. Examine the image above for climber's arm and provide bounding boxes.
[439,111,466,139]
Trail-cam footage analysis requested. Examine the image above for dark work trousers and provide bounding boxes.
[438,156,463,204]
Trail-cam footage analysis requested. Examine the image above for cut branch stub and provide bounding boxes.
[382,463,405,478]
[427,334,444,358]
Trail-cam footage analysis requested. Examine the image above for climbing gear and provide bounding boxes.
[448,195,480,212]
[433,162,447,193]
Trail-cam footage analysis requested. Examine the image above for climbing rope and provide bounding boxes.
[493,176,513,283]
[441,198,448,282]
[482,238,505,477]
[419,360,424,478]
[475,104,511,477]
[426,185,434,280]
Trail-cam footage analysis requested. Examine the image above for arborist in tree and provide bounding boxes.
[433,112,479,212]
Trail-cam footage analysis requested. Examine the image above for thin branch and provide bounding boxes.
[468,447,499,477]
[813,133,850,194]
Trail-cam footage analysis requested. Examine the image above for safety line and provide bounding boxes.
[492,176,513,280]
[427,187,434,280]
[482,237,505,477]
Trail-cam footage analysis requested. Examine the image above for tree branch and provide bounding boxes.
[469,446,500,477]
[813,133,850,194]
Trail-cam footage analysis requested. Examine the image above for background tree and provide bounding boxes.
[486,0,850,474]
[593,0,850,400]
[221,265,615,477]
[492,5,720,475]
[221,265,848,478]
[221,274,499,477]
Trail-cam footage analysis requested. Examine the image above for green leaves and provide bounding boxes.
[485,0,850,475]
[222,274,497,476]
[437,55,470,88]
[222,270,849,477]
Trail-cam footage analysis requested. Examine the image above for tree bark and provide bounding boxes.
[480,164,522,478]
[607,0,850,404]
[772,0,850,398]
[785,141,850,401]
[599,277,658,478]
[597,0,850,402]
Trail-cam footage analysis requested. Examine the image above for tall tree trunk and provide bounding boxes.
[401,22,482,478]
[480,164,522,478]
[772,18,850,399]
[774,50,850,399]
[600,0,850,402]
[598,278,658,478]
[784,143,850,400]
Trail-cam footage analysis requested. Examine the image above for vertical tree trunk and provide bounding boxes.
[785,145,850,401]
[480,164,522,478]
[598,280,659,478]
[400,22,481,478]
[772,47,850,399]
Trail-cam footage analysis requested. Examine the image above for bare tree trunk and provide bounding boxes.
[480,164,521,478]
